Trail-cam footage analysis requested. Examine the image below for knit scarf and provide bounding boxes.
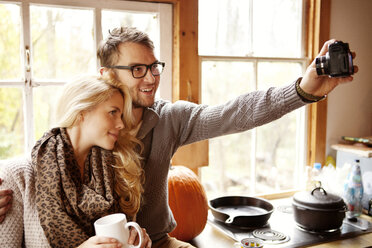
[32,128,120,248]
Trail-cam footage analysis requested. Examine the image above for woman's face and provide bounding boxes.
[81,90,124,150]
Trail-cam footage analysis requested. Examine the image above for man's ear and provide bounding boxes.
[99,67,106,75]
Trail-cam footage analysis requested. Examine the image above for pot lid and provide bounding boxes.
[293,187,345,210]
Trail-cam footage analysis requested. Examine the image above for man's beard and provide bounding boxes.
[132,97,154,108]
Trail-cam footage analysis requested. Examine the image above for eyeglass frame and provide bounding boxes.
[106,61,165,79]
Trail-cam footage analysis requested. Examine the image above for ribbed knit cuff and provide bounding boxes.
[295,77,326,103]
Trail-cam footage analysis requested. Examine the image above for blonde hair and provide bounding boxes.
[56,75,144,218]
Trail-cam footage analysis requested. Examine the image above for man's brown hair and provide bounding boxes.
[97,27,155,67]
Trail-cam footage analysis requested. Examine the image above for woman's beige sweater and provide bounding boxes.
[0,157,50,248]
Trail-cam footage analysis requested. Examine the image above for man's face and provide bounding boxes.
[114,42,160,108]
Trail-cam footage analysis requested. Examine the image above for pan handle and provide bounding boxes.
[225,215,236,224]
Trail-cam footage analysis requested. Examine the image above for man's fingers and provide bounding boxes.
[351,51,356,59]
[0,189,13,197]
[0,215,5,223]
[0,202,11,215]
[318,39,336,56]
[0,194,11,207]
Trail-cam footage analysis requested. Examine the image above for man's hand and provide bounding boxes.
[301,39,358,97]
[0,178,13,223]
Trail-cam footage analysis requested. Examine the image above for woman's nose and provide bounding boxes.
[116,118,124,130]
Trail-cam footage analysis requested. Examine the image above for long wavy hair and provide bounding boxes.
[55,75,144,219]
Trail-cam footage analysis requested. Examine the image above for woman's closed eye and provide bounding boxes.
[109,110,119,116]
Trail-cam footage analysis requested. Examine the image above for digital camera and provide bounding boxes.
[315,41,354,77]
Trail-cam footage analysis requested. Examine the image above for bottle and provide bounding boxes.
[305,163,322,190]
[343,159,364,218]
[312,162,322,182]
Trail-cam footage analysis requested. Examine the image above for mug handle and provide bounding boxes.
[125,221,143,248]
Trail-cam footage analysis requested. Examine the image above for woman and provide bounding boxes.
[0,75,151,248]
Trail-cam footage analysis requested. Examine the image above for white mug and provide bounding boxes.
[94,213,143,248]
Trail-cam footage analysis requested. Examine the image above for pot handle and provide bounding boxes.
[339,204,348,212]
[311,186,327,196]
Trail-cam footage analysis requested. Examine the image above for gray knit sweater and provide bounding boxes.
[135,80,306,241]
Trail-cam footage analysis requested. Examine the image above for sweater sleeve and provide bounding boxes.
[0,159,26,248]
[0,158,50,248]
[167,80,306,146]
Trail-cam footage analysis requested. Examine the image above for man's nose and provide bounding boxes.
[143,68,155,83]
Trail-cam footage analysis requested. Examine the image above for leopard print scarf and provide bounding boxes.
[32,128,120,247]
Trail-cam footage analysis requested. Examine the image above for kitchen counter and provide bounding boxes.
[189,197,372,247]
[190,217,372,247]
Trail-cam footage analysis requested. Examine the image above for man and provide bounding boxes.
[1,27,357,248]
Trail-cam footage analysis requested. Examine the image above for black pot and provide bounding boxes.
[292,187,347,231]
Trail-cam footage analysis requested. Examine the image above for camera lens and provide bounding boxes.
[315,55,330,76]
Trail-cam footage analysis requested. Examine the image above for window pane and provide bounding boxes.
[257,61,303,90]
[255,61,303,193]
[101,10,160,58]
[253,0,302,57]
[33,85,63,141]
[199,0,252,56]
[30,6,95,80]
[0,88,24,159]
[200,61,255,198]
[0,3,21,80]
[198,0,302,57]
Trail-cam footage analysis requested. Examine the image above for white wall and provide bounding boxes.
[326,0,372,158]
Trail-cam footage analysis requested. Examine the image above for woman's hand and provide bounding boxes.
[128,227,152,248]
[301,39,358,97]
[78,236,122,248]
[0,178,13,223]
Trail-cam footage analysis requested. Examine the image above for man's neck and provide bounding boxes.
[132,106,144,126]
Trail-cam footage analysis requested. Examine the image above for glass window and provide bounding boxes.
[252,0,302,57]
[198,0,252,56]
[199,0,306,198]
[199,0,302,58]
[0,88,24,159]
[255,62,303,194]
[30,5,95,80]
[102,10,159,56]
[201,61,255,199]
[0,3,21,80]
[0,0,172,160]
[33,85,63,141]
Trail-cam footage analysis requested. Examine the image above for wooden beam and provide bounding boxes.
[171,0,209,169]
[305,0,331,166]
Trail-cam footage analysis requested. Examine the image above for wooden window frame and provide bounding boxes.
[305,0,331,166]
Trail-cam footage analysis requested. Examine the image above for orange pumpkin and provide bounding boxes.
[168,165,208,241]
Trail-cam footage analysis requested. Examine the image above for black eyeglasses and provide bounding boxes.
[107,62,165,79]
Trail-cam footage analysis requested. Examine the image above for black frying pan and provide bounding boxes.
[209,196,274,227]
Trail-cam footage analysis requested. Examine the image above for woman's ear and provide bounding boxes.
[77,112,84,123]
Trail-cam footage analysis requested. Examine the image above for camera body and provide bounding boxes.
[315,41,354,77]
